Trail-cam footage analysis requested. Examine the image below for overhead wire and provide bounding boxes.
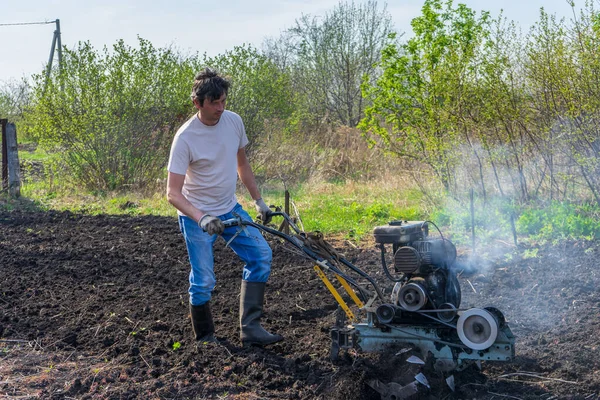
[0,21,56,26]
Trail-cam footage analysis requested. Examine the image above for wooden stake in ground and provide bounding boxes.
[1,118,7,190]
[2,121,21,197]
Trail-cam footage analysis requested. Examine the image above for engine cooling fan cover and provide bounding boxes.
[393,246,421,274]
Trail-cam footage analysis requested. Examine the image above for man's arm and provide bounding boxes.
[167,171,204,223]
[237,147,261,201]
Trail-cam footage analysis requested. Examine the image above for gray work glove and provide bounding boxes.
[254,198,272,224]
[199,215,224,235]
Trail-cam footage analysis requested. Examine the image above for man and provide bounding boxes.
[166,68,283,347]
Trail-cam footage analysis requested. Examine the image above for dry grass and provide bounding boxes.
[252,124,402,186]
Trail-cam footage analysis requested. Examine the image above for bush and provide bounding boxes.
[517,202,600,241]
[23,38,197,191]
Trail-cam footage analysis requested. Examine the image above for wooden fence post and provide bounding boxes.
[5,122,21,197]
[1,119,7,190]
[284,190,290,234]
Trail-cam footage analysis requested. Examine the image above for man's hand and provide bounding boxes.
[254,198,272,224]
[199,215,225,235]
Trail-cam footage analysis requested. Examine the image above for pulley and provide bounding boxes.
[375,304,397,324]
[437,302,458,323]
[397,281,427,311]
[456,308,499,350]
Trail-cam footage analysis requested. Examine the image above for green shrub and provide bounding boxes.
[24,38,197,191]
[517,202,600,241]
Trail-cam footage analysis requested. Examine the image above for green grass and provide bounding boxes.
[247,180,430,240]
[5,173,600,245]
[7,177,431,242]
[18,147,55,162]
[17,182,176,217]
[516,201,600,242]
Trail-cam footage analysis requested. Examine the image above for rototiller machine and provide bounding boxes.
[223,210,515,374]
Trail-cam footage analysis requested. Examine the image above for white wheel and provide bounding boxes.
[457,308,499,350]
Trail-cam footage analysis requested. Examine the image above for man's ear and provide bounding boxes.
[193,98,201,110]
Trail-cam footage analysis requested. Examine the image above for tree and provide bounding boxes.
[524,3,600,204]
[205,45,295,148]
[0,79,30,123]
[273,0,395,127]
[469,16,533,202]
[360,0,490,194]
[24,37,196,191]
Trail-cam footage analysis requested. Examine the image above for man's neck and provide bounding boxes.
[197,111,220,126]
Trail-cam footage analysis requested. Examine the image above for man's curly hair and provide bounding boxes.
[191,68,230,106]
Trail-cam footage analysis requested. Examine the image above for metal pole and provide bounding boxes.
[510,212,518,247]
[45,19,60,86]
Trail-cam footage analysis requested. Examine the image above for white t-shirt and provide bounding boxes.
[168,110,249,216]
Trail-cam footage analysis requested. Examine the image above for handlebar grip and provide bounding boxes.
[220,218,236,228]
[256,210,273,221]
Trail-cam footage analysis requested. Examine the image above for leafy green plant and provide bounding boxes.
[361,0,491,195]
[246,180,429,241]
[522,248,539,259]
[517,202,600,241]
[24,37,197,191]
[206,45,295,147]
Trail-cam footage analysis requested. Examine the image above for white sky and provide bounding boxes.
[0,0,580,83]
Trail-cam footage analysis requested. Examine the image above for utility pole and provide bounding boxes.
[0,19,62,78]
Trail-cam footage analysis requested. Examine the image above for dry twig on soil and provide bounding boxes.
[467,280,477,293]
[488,391,523,400]
[494,372,578,384]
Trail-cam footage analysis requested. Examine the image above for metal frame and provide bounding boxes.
[331,313,515,369]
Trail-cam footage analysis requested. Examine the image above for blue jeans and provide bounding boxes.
[178,203,273,306]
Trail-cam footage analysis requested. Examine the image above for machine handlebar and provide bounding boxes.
[222,216,244,228]
[219,210,383,302]
[222,211,299,231]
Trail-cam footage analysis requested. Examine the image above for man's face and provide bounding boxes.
[196,93,226,125]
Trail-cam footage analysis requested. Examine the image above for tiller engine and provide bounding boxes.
[341,220,515,372]
[222,212,515,375]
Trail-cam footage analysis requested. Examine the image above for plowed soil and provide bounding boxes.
[1,209,599,399]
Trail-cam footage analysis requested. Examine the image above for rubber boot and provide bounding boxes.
[190,302,218,343]
[240,281,283,346]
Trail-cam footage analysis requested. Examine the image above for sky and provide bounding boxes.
[0,0,581,83]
